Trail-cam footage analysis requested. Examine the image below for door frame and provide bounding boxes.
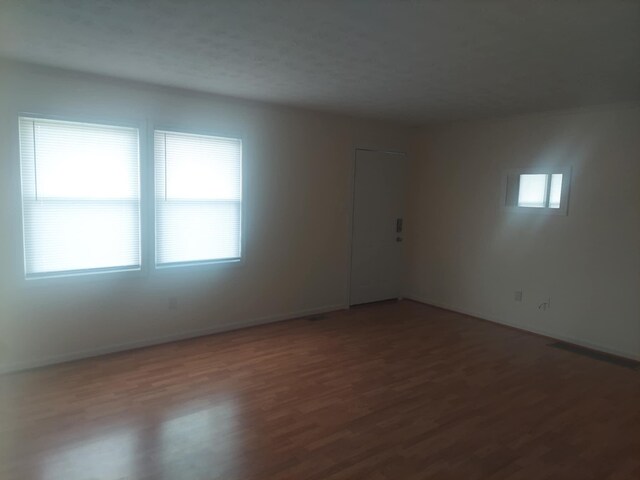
[346,147,408,307]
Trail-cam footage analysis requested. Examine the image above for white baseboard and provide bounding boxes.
[0,302,348,375]
[405,294,640,362]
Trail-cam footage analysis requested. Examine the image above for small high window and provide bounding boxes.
[504,168,571,214]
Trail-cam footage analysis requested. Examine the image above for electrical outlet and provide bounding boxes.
[538,297,551,311]
[514,291,523,302]
[168,297,178,310]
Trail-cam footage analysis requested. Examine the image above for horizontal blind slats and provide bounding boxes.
[155,130,242,265]
[19,117,141,277]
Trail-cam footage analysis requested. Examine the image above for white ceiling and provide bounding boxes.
[0,0,638,124]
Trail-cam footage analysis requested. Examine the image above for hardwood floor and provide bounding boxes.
[1,300,639,479]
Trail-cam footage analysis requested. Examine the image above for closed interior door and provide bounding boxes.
[350,149,407,306]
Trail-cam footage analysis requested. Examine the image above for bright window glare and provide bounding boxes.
[518,174,548,208]
[19,117,140,277]
[548,174,563,208]
[34,122,138,199]
[165,134,241,200]
[155,130,242,266]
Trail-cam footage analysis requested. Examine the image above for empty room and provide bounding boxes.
[0,1,639,479]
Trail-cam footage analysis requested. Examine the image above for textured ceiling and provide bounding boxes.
[0,0,638,124]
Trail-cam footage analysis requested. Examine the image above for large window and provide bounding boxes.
[17,118,242,279]
[154,130,242,266]
[19,117,141,278]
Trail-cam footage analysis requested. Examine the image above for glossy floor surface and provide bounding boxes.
[1,301,639,479]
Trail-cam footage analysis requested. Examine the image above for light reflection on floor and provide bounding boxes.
[35,399,239,480]
[40,429,137,480]
[160,400,240,479]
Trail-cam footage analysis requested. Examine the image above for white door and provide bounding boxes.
[350,149,408,306]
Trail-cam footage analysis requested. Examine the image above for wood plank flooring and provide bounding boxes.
[1,300,639,479]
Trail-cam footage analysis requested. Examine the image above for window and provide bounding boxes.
[19,117,140,278]
[517,173,564,209]
[517,174,549,208]
[504,168,571,214]
[154,130,242,266]
[17,118,243,279]
[548,174,563,209]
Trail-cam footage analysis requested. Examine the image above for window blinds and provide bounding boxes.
[19,117,141,278]
[154,130,242,266]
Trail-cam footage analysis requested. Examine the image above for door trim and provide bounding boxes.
[347,147,408,307]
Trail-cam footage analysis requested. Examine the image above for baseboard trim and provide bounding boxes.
[405,294,640,362]
[0,302,348,375]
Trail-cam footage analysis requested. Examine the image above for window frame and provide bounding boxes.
[17,113,147,281]
[502,166,572,216]
[13,114,247,283]
[152,125,245,271]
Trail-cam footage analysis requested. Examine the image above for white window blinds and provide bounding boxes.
[154,130,242,266]
[19,117,141,278]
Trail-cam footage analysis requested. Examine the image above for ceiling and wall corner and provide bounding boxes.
[0,0,638,125]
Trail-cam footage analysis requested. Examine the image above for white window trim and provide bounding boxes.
[18,113,147,281]
[502,166,572,216]
[14,113,247,283]
[152,125,246,270]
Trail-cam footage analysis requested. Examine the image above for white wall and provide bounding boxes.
[2,61,637,372]
[0,61,415,372]
[407,105,640,360]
